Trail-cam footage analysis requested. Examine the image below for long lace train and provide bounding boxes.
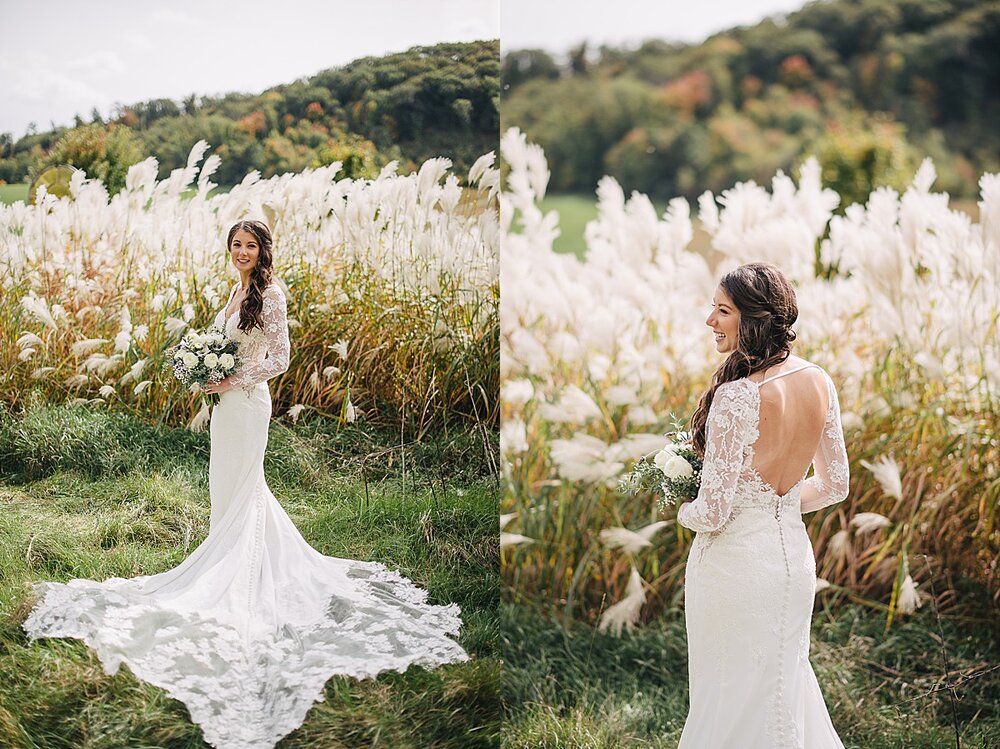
[22,281,469,748]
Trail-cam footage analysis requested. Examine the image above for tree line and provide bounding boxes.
[0,40,499,192]
[501,0,999,206]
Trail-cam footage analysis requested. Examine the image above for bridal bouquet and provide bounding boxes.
[618,430,703,512]
[166,325,240,404]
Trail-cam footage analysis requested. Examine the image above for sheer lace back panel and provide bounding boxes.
[676,360,850,532]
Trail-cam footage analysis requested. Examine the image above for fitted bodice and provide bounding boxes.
[677,367,850,534]
[214,282,291,396]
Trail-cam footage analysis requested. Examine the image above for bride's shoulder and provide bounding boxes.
[715,377,759,402]
[262,282,285,297]
[795,355,830,377]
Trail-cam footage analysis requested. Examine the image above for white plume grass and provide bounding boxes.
[599,521,669,556]
[598,567,647,637]
[859,456,903,500]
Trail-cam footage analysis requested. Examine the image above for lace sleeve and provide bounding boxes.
[677,380,757,532]
[800,372,850,513]
[229,285,290,389]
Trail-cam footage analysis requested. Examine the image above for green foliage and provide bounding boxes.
[502,75,659,192]
[810,115,923,210]
[502,0,1000,200]
[501,49,561,90]
[34,124,145,195]
[1,40,499,187]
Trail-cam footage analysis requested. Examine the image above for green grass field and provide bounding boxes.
[525,194,712,259]
[0,183,29,205]
[502,600,1000,748]
[0,401,500,748]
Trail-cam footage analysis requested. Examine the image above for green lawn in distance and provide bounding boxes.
[521,193,711,260]
[522,193,979,262]
[0,183,28,205]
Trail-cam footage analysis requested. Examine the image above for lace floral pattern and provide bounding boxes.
[23,562,467,749]
[218,283,291,397]
[677,369,850,531]
[677,379,759,532]
[800,372,850,513]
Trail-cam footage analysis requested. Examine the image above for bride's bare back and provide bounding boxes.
[748,356,829,497]
[677,355,849,532]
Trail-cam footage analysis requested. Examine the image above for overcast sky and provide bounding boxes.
[0,0,499,138]
[502,0,808,53]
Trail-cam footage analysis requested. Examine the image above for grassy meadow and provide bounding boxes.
[0,401,500,748]
[0,183,28,205]
[502,601,1000,749]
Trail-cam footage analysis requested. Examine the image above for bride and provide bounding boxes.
[675,262,848,748]
[22,219,469,749]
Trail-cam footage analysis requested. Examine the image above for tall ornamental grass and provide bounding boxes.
[0,141,499,436]
[500,127,999,630]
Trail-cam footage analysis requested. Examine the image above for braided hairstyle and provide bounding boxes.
[689,262,798,455]
[226,220,274,334]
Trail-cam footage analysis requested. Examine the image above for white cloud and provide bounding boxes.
[66,50,126,76]
[0,61,109,107]
[0,0,500,136]
[149,8,201,26]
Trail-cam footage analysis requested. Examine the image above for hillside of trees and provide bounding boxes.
[0,40,499,191]
[501,0,999,206]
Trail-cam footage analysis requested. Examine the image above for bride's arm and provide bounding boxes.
[677,381,755,532]
[800,372,850,513]
[227,284,291,390]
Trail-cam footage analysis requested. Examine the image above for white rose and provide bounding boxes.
[204,353,219,368]
[662,454,694,480]
[219,353,235,370]
[652,445,679,473]
[181,351,198,368]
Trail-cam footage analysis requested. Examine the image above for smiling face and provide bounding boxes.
[706,285,740,353]
[229,229,260,274]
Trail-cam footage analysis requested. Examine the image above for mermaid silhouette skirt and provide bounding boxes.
[22,382,468,749]
[678,489,844,749]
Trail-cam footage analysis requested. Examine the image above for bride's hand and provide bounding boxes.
[203,377,233,395]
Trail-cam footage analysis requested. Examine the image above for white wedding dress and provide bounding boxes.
[22,281,469,749]
[676,363,849,748]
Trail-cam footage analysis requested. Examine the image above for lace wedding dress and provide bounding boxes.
[22,281,469,749]
[676,363,849,748]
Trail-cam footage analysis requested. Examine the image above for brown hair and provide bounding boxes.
[689,262,798,455]
[226,220,273,334]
